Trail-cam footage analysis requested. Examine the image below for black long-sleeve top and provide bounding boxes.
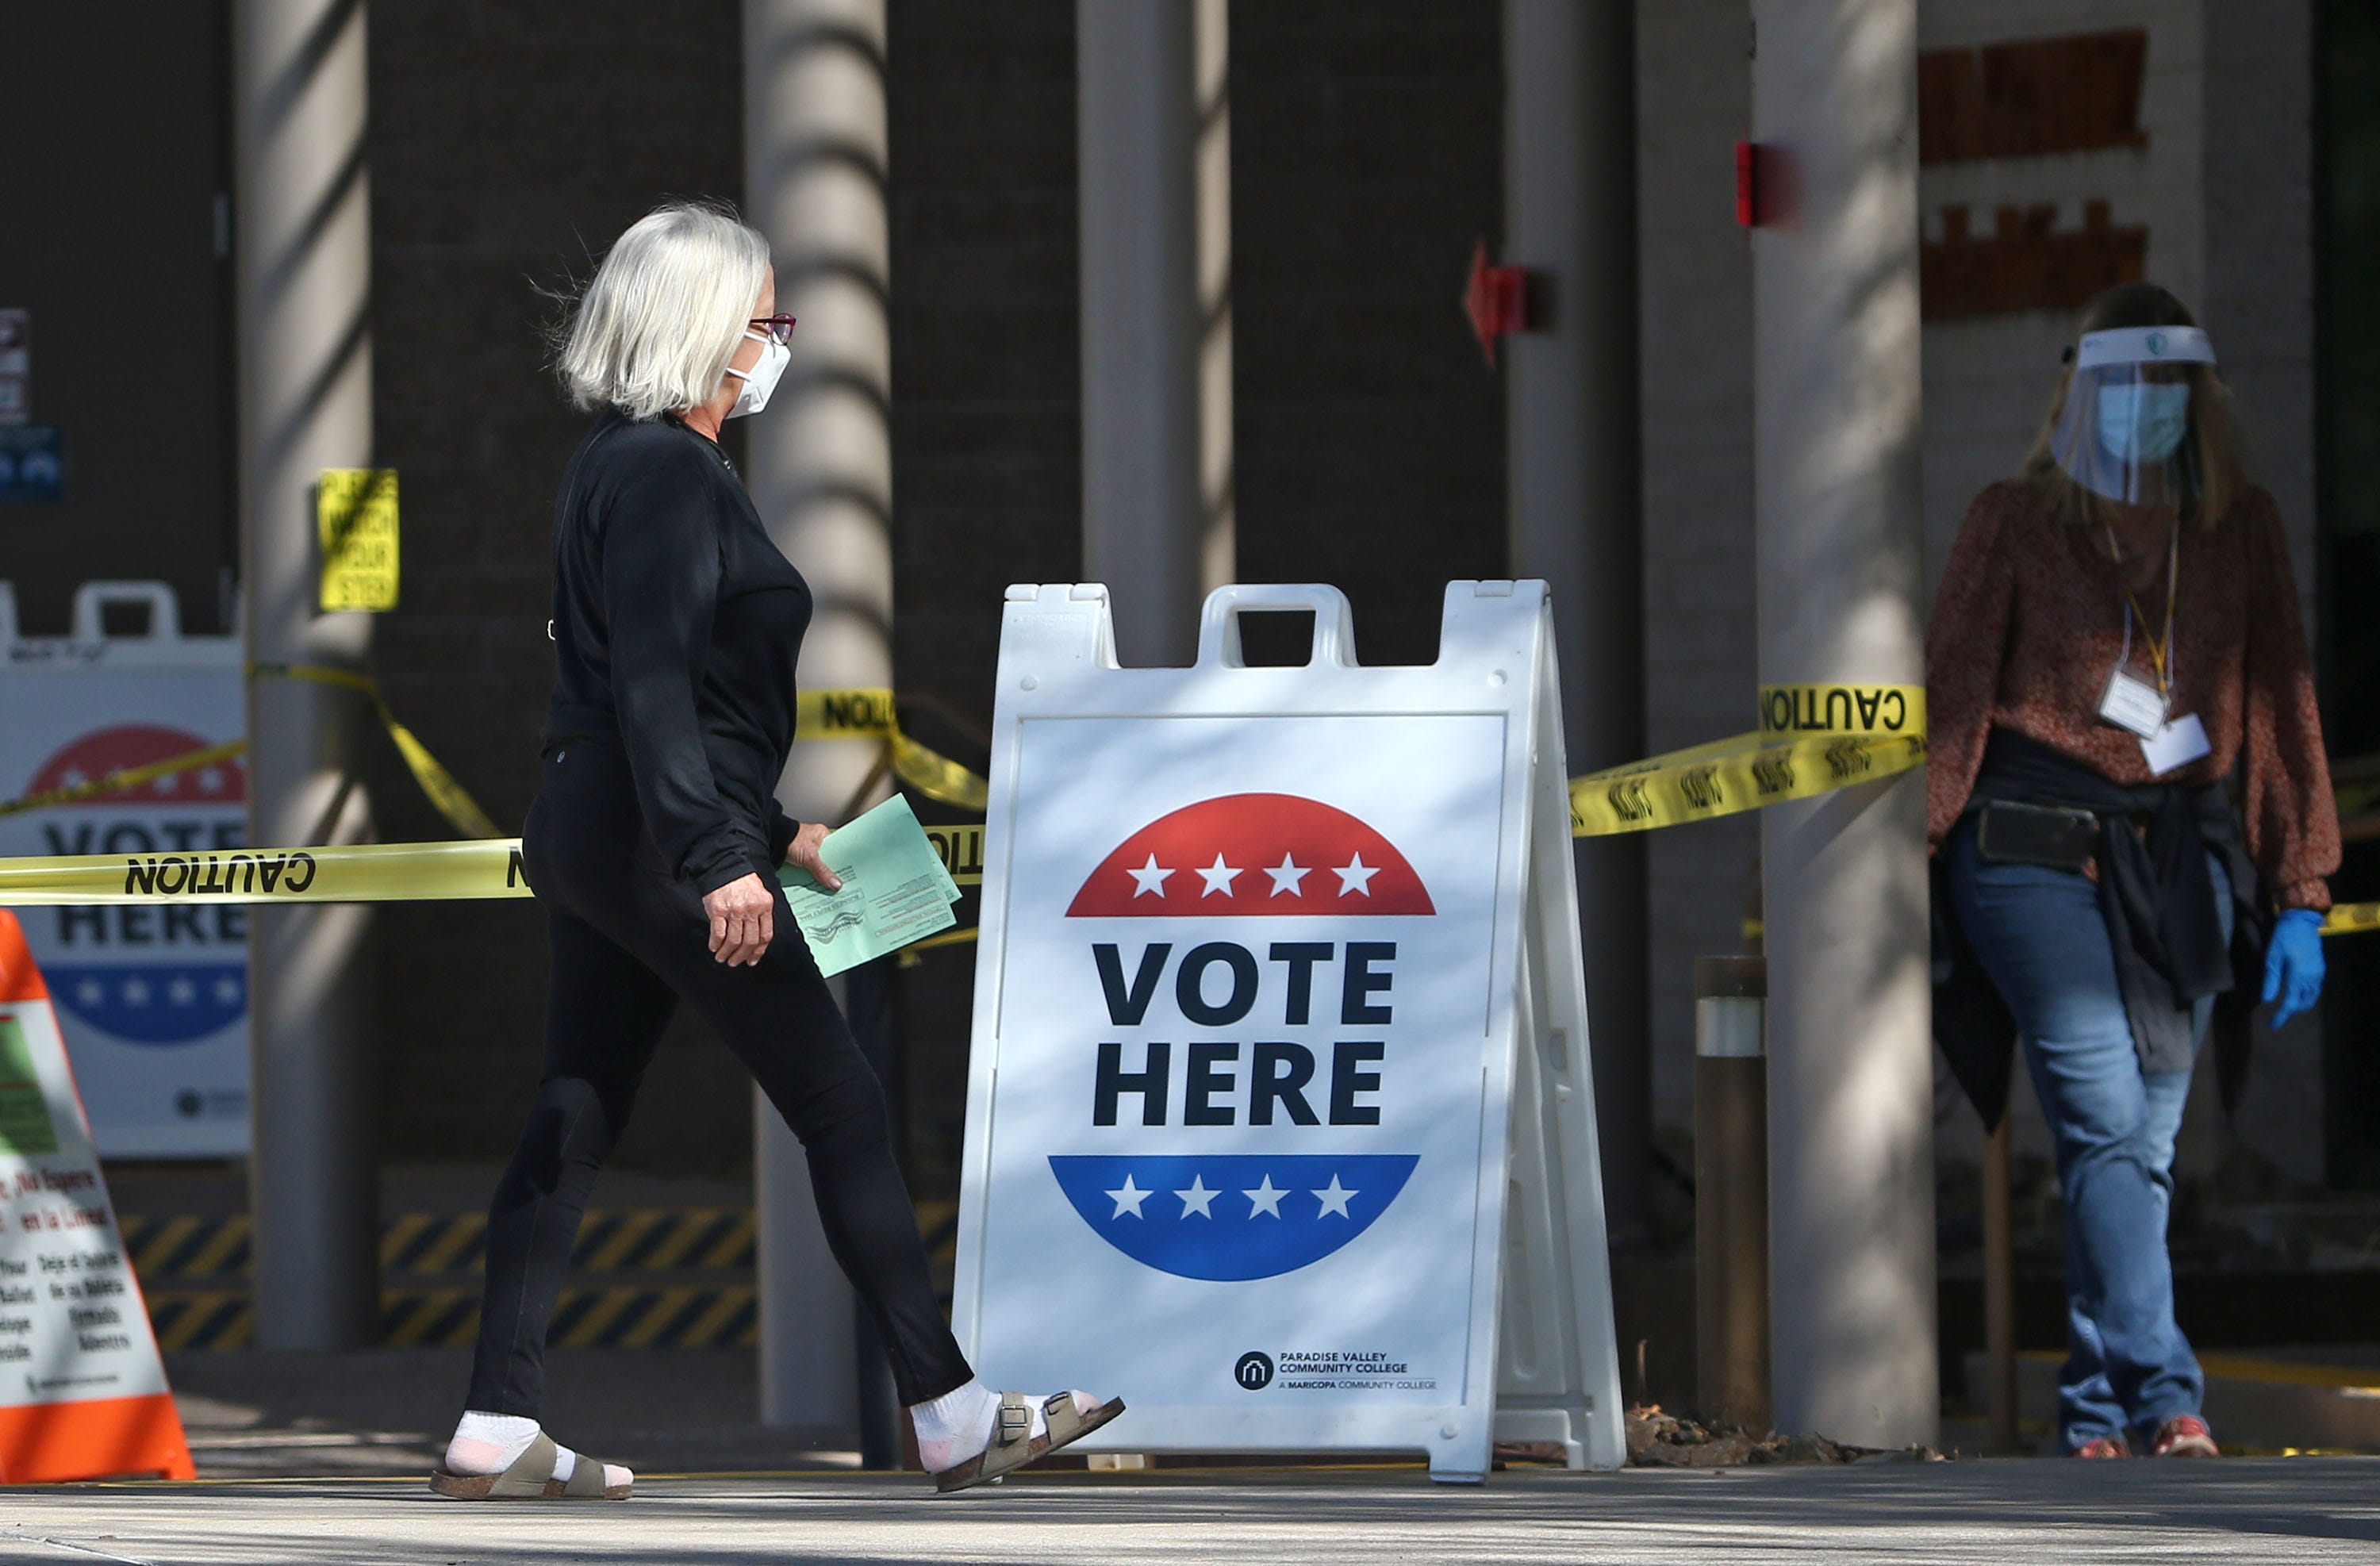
[542,409,811,895]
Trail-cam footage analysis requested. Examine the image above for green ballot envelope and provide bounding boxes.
[779,794,965,977]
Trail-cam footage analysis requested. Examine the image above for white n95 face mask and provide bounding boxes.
[724,331,789,420]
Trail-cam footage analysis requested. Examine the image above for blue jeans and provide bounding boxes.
[1946,819,2229,1451]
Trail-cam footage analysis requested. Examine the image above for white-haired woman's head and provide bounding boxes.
[556,202,770,420]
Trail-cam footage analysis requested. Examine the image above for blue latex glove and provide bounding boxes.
[2262,908,2327,1031]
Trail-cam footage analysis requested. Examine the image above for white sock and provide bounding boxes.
[908,1380,1101,1473]
[444,1411,630,1491]
[445,1410,539,1476]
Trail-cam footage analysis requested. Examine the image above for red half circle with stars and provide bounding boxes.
[26,725,246,805]
[1065,793,1434,918]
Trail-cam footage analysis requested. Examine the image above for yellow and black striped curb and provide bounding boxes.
[145,1285,762,1353]
[138,1205,961,1353]
[118,1207,759,1281]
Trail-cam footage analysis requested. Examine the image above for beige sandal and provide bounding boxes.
[428,1430,632,1500]
[933,1391,1127,1494]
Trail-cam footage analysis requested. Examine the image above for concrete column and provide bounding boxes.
[1504,0,1651,1250]
[232,0,381,1351]
[1750,0,1937,1447]
[744,0,891,1437]
[1077,0,1232,664]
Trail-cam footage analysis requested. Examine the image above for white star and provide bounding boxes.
[1243,1175,1287,1219]
[1264,854,1310,897]
[60,767,87,788]
[122,978,152,1006]
[1196,854,1242,898]
[1127,854,1173,899]
[1314,1175,1359,1219]
[197,768,225,794]
[152,775,175,795]
[167,978,198,1006]
[1105,1174,1151,1219]
[75,979,105,1007]
[213,977,244,1005]
[1175,1175,1219,1218]
[1334,853,1380,897]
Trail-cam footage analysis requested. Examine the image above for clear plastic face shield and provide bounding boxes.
[2048,325,2218,505]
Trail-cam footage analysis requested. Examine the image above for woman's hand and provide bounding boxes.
[701,873,777,966]
[2263,908,2327,1030]
[785,821,843,892]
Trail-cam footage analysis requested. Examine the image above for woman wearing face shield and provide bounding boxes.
[1928,282,2339,1460]
[429,203,1119,1501]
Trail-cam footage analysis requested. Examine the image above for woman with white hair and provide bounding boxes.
[430,202,1120,1500]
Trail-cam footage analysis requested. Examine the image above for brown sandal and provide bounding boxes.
[933,1391,1127,1494]
[428,1430,633,1500]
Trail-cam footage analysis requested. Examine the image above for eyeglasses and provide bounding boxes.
[749,314,798,346]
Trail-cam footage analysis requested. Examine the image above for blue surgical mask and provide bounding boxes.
[2095,382,2191,464]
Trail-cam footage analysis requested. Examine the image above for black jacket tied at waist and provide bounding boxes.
[1933,729,2271,1129]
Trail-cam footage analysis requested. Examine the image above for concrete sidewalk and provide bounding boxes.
[6,1460,2380,1564]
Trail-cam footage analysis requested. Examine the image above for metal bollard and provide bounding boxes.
[1695,956,1771,1432]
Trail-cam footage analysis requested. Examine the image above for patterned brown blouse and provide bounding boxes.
[1925,478,2338,911]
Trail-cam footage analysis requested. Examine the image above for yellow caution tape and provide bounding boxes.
[793,688,990,811]
[0,675,984,836]
[793,688,903,739]
[0,739,249,820]
[0,820,986,910]
[1571,685,1928,837]
[924,823,984,888]
[1756,684,1927,739]
[253,662,502,839]
[0,839,531,906]
[0,664,502,841]
[2323,904,2380,938]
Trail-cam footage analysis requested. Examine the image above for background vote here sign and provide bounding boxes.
[957,583,1622,1480]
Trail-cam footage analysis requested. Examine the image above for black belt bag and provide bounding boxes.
[1973,800,2098,873]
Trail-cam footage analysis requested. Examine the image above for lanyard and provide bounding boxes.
[2105,519,2179,701]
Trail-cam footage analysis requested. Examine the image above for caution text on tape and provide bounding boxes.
[794,689,990,811]
[1571,684,1928,837]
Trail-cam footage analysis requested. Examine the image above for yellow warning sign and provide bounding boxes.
[318,468,400,612]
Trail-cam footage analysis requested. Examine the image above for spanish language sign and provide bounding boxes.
[0,911,193,1482]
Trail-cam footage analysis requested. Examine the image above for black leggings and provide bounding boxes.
[464,739,973,1414]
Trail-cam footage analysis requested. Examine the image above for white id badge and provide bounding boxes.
[2140,712,2212,775]
[2098,668,2168,739]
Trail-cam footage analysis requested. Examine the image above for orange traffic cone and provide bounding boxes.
[0,909,194,1483]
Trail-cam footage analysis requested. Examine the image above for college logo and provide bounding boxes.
[1056,793,1430,1282]
[1234,1350,1274,1391]
[17,726,247,1047]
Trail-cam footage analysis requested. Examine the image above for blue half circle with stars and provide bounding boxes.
[1049,1153,1418,1282]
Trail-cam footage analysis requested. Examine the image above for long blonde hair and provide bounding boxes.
[2021,282,2250,531]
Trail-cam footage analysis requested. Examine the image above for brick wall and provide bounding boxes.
[367,0,750,1167]
[883,0,1081,1190]
[1229,2,1507,666]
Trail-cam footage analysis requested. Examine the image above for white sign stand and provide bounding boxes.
[952,581,1623,1481]
[0,581,249,1157]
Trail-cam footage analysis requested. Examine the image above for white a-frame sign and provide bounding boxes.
[952,581,1624,1480]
